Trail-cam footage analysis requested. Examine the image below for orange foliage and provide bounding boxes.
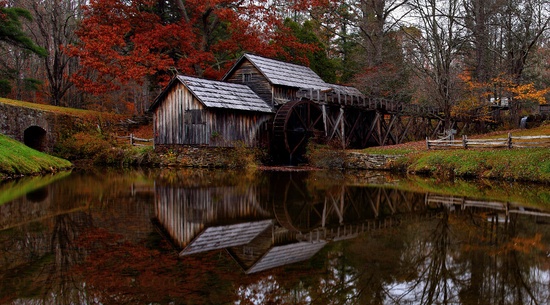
[451,72,493,123]
[493,76,549,105]
[452,72,549,122]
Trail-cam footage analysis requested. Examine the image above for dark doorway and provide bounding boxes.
[24,126,47,152]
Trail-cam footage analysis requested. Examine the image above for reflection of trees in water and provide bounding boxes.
[405,211,459,304]
[0,211,93,304]
[233,210,549,305]
[43,212,93,304]
[372,211,548,304]
[458,212,549,305]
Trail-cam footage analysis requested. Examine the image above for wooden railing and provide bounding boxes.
[117,133,153,146]
[297,88,442,116]
[427,133,550,149]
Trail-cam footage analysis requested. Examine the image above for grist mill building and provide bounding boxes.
[150,53,364,157]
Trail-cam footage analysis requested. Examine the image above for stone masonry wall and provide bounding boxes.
[309,149,401,170]
[155,144,261,168]
[0,103,54,150]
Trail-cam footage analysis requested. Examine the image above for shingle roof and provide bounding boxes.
[226,53,331,90]
[330,83,363,97]
[150,75,273,113]
[224,54,364,98]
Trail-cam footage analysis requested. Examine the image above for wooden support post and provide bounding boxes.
[508,132,512,149]
[329,110,344,141]
[398,117,413,143]
[322,104,328,137]
[340,107,345,149]
[130,133,134,145]
[463,135,467,149]
[426,137,430,150]
[382,115,398,145]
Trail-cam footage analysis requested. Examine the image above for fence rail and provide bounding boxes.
[427,133,550,149]
[117,133,153,146]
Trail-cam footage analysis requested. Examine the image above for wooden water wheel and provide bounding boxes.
[272,100,324,161]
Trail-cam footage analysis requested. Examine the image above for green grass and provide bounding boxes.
[0,97,107,117]
[0,172,71,206]
[406,147,550,182]
[353,123,550,183]
[389,175,550,209]
[0,134,72,180]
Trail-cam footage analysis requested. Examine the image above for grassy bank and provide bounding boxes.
[402,148,550,182]
[0,134,72,180]
[360,124,550,183]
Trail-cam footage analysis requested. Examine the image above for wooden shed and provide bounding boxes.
[149,75,273,147]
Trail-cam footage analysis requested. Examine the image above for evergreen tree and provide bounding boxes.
[0,5,47,96]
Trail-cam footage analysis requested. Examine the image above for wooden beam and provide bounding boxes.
[344,111,363,147]
[322,104,328,137]
[381,114,398,145]
[329,108,344,140]
[340,107,345,148]
[363,112,381,146]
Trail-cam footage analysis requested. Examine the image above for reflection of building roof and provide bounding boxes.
[244,241,326,274]
[180,220,273,256]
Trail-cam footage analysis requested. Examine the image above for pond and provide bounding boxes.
[0,168,549,304]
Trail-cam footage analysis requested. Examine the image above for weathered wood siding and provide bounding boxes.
[153,82,272,147]
[225,61,274,105]
[272,86,297,105]
[209,109,272,147]
[225,60,299,105]
[154,185,271,249]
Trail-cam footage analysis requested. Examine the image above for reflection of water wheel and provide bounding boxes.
[273,175,323,232]
[273,100,324,162]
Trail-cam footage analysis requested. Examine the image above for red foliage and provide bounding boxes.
[68,0,320,96]
[71,227,241,304]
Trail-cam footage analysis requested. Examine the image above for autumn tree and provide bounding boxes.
[463,0,550,124]
[450,72,494,130]
[69,0,318,113]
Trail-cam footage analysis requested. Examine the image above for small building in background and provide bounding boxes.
[149,75,273,148]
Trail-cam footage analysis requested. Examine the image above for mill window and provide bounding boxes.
[185,109,204,124]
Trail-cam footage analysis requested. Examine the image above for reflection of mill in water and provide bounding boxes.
[152,178,550,274]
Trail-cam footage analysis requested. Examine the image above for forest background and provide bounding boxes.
[0,0,549,129]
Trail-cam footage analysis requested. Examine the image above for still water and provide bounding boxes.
[0,168,549,305]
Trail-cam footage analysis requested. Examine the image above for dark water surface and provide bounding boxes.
[0,168,549,304]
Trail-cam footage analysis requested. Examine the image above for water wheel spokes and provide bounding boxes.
[273,100,324,160]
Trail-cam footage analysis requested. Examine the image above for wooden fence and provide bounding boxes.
[427,133,550,149]
[117,133,153,146]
